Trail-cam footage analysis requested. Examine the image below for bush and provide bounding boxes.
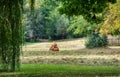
[85,33,108,48]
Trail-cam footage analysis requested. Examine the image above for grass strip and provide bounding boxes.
[0,64,120,77]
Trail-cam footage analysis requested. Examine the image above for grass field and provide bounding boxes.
[21,39,120,66]
[1,38,120,76]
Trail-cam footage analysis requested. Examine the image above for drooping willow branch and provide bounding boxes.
[0,0,23,71]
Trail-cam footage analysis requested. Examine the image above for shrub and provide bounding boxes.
[85,33,108,48]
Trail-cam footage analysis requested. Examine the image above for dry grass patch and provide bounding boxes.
[21,38,120,65]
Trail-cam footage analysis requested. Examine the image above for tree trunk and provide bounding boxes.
[0,0,23,71]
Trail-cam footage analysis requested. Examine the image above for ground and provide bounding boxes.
[22,38,120,66]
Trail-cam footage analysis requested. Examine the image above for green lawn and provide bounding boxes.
[0,64,120,77]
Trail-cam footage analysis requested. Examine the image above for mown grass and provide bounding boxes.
[1,39,120,76]
[22,42,39,46]
[0,64,120,77]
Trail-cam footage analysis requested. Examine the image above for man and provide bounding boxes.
[49,42,59,51]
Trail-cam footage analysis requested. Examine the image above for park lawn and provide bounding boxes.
[1,39,120,76]
[0,64,120,77]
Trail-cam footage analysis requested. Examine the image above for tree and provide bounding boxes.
[46,8,69,40]
[100,0,120,35]
[24,0,62,41]
[59,0,116,23]
[0,0,23,71]
[59,0,116,48]
[56,15,69,39]
[67,16,96,38]
[24,0,48,41]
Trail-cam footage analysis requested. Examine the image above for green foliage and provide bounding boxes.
[24,0,54,41]
[56,15,69,39]
[28,9,47,41]
[68,16,90,37]
[58,0,115,47]
[0,0,23,71]
[24,0,50,41]
[59,0,116,23]
[46,9,69,40]
[42,0,70,40]
[24,0,70,41]
[67,16,99,38]
[85,33,108,48]
[24,0,118,43]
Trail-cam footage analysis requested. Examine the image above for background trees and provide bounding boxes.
[59,0,116,23]
[47,10,69,40]
[23,0,119,48]
[59,0,116,48]
[24,0,70,41]
[23,0,119,42]
[67,16,96,38]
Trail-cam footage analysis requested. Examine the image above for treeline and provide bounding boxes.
[23,0,95,42]
[23,0,120,42]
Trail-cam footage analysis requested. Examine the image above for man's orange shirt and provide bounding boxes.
[49,42,59,51]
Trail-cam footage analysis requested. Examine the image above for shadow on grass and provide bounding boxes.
[0,64,120,77]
